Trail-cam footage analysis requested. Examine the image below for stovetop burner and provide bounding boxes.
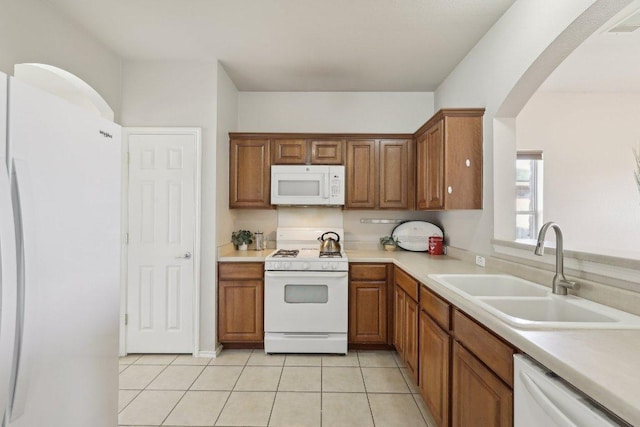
[271,249,299,258]
[319,251,343,258]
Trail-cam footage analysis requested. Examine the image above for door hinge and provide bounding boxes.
[124,151,130,165]
[124,232,129,244]
[125,314,128,325]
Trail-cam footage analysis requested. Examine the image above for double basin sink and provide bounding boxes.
[428,274,640,329]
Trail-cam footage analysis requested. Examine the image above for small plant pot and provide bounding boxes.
[238,243,248,251]
[383,244,396,252]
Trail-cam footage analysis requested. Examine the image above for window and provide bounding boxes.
[516,151,543,240]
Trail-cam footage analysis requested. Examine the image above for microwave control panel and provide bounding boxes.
[331,175,341,198]
[328,166,345,204]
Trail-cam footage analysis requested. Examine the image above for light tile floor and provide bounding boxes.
[119,349,436,427]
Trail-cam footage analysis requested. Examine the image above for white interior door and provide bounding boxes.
[126,130,199,353]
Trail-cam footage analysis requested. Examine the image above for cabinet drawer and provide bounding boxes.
[453,309,514,387]
[351,263,388,281]
[395,267,418,301]
[420,286,450,331]
[219,262,264,280]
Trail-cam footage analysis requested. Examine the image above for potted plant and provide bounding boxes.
[379,235,399,251]
[232,230,254,251]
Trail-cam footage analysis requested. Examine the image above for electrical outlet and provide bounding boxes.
[475,255,486,267]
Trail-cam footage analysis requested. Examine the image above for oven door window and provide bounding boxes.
[284,284,328,303]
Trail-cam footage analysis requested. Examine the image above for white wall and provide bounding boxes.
[238,92,433,133]
[235,91,435,241]
[517,92,640,258]
[216,65,238,246]
[0,0,122,119]
[121,60,220,353]
[433,0,629,256]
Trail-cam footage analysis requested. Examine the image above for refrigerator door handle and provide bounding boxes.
[0,160,17,422]
[8,159,36,422]
[519,370,578,427]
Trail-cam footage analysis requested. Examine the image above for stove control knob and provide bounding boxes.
[330,263,338,270]
[322,263,329,270]
[283,262,291,270]
[302,262,309,270]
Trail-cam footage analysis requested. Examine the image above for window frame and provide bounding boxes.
[516,151,543,240]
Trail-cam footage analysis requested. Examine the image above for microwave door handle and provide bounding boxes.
[323,173,330,199]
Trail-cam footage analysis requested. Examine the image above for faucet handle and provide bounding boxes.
[560,278,577,290]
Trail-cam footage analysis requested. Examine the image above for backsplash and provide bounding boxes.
[233,208,441,249]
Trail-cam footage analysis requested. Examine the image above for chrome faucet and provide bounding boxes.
[534,222,577,295]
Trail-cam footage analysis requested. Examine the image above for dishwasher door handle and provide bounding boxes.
[519,371,578,427]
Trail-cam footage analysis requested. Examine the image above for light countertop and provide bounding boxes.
[218,247,640,424]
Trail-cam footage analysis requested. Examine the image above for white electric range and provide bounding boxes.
[264,228,348,354]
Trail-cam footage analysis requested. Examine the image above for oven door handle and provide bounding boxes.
[265,271,347,279]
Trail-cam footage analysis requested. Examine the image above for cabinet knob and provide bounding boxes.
[465,159,471,167]
[447,186,453,194]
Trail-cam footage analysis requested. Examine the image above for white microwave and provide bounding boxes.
[271,165,345,206]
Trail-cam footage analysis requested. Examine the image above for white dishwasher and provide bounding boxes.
[514,355,629,427]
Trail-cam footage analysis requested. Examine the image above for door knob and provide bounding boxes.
[177,251,192,259]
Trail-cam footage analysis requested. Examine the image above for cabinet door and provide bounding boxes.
[452,342,513,427]
[218,280,264,342]
[419,311,450,427]
[415,132,428,209]
[379,139,412,209]
[393,286,405,355]
[311,139,344,164]
[443,116,483,209]
[349,281,387,344]
[425,120,445,209]
[229,139,271,208]
[272,139,308,164]
[346,140,377,208]
[404,296,419,381]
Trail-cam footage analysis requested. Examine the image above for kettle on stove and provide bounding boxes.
[318,231,341,254]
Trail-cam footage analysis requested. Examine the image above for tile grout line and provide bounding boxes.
[394,349,430,426]
[157,361,209,426]
[212,349,253,427]
[320,355,323,427]
[117,388,143,415]
[265,353,285,427]
[119,355,175,426]
[357,351,378,427]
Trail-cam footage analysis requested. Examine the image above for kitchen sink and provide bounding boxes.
[429,274,549,297]
[481,297,616,323]
[428,274,640,329]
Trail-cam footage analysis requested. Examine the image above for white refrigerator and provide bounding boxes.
[0,71,121,426]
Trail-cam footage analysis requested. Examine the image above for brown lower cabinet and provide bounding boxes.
[218,262,264,345]
[348,263,393,346]
[394,267,419,381]
[393,285,405,354]
[452,341,513,427]
[419,309,450,427]
[392,265,515,427]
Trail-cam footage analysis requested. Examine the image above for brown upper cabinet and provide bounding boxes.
[345,138,414,210]
[415,109,484,210]
[272,138,344,165]
[230,108,483,211]
[310,139,344,164]
[229,138,272,209]
[272,139,307,164]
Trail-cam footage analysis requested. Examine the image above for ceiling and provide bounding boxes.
[44,0,515,91]
[540,4,640,93]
